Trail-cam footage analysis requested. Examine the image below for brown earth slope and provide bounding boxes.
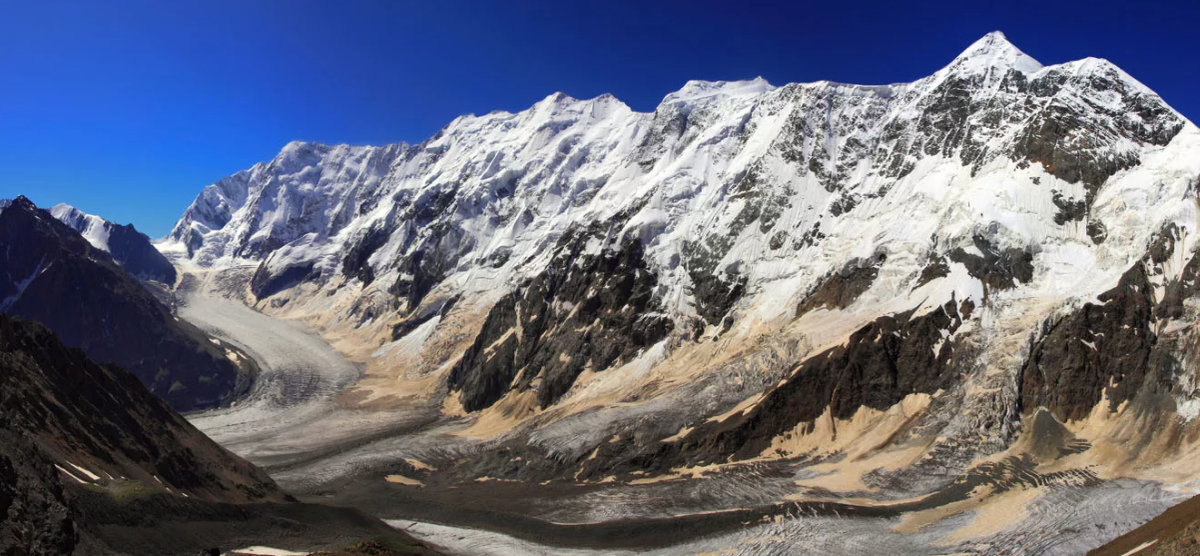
[1090,494,1200,556]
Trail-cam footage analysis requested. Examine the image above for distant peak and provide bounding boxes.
[979,30,1010,44]
[534,91,623,106]
[50,202,80,216]
[960,31,1016,56]
[525,91,632,121]
[10,195,37,210]
[532,91,582,112]
[274,140,336,164]
[281,140,324,152]
[945,31,1043,76]
[49,203,103,226]
[662,76,774,105]
[542,91,575,103]
[0,196,41,221]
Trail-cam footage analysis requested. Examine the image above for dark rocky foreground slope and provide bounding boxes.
[0,314,437,556]
[0,196,248,411]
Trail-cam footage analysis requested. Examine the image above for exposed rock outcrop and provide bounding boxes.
[449,227,673,411]
[678,299,972,464]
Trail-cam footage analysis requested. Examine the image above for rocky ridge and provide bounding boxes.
[49,203,178,284]
[0,197,249,411]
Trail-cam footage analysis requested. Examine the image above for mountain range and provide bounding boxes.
[6,31,1200,555]
[162,30,1198,459]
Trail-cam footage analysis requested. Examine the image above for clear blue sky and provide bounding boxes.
[2,0,1196,237]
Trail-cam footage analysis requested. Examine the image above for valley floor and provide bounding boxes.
[179,282,1195,556]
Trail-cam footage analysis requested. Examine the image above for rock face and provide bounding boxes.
[448,223,674,411]
[49,203,177,284]
[795,252,887,317]
[0,429,76,556]
[679,299,972,463]
[0,197,247,411]
[1019,264,1159,422]
[1019,224,1197,422]
[161,32,1200,495]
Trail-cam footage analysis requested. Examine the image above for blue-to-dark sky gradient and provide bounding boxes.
[2,0,1197,237]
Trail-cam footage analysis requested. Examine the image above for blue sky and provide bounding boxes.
[2,0,1197,237]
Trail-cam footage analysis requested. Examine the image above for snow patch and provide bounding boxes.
[1120,540,1158,556]
[1,256,46,311]
[67,462,101,481]
[54,464,89,485]
[230,547,309,556]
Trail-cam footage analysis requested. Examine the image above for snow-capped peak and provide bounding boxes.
[1061,56,1170,108]
[50,203,112,253]
[943,30,1044,76]
[661,76,774,105]
[529,91,632,119]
